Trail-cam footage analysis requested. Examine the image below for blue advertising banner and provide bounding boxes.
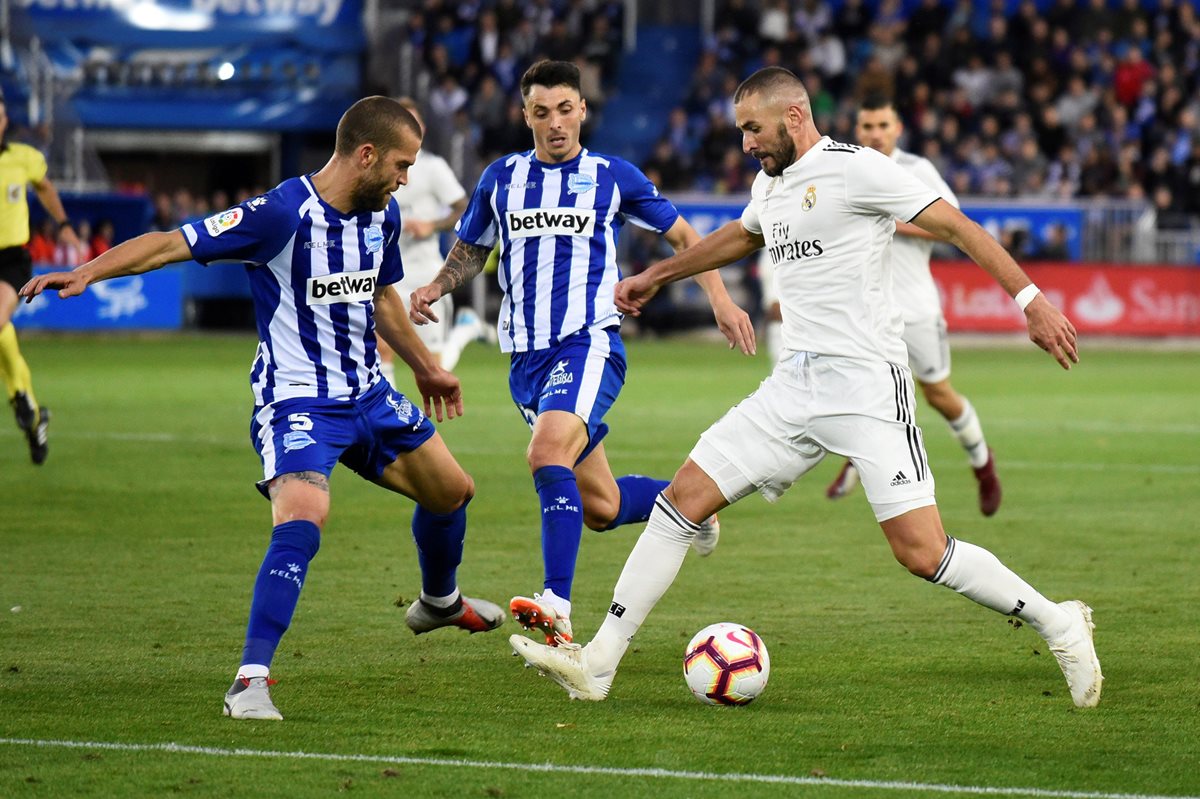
[19,0,364,51]
[961,203,1083,261]
[13,267,183,330]
[673,196,1084,261]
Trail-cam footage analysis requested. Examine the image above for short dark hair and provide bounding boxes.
[859,93,896,113]
[733,66,805,104]
[520,60,581,99]
[334,96,421,157]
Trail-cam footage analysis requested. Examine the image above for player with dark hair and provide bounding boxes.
[0,96,80,464]
[410,60,756,648]
[510,68,1102,709]
[21,96,504,721]
[822,94,1001,516]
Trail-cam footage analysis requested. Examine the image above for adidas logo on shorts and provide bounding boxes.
[890,470,911,487]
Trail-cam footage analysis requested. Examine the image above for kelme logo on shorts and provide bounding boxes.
[506,208,595,238]
[307,268,380,305]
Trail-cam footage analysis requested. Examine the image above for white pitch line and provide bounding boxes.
[0,738,1195,799]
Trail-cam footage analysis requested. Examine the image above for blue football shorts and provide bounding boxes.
[250,379,436,497]
[508,326,626,463]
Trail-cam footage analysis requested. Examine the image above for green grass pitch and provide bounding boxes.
[1,333,1198,798]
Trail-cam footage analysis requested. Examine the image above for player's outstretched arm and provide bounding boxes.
[616,220,763,317]
[19,230,191,303]
[409,239,490,326]
[664,217,756,355]
[376,285,463,421]
[911,200,1078,370]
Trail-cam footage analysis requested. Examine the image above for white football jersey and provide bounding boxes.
[391,149,467,285]
[888,148,958,324]
[741,137,940,364]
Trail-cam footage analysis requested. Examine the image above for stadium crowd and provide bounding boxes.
[404,0,1200,229]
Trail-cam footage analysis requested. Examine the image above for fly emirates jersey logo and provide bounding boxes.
[307,269,380,305]
[506,208,596,238]
[765,220,823,265]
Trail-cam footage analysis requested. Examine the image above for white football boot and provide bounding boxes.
[691,514,720,557]
[510,635,611,701]
[1045,600,1103,708]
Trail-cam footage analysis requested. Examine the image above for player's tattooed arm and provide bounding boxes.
[433,240,490,295]
[268,471,329,499]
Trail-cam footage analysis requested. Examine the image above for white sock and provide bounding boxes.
[586,496,698,677]
[932,536,1070,639]
[539,587,571,618]
[765,320,783,363]
[420,588,461,608]
[948,398,989,468]
[236,664,269,680]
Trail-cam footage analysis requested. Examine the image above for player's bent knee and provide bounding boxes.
[583,499,619,531]
[424,470,475,515]
[270,472,330,527]
[897,549,941,579]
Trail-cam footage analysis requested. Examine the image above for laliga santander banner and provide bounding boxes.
[933,261,1200,336]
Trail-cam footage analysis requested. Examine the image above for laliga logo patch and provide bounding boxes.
[802,185,817,212]
[567,172,597,194]
[364,224,384,253]
[204,207,243,237]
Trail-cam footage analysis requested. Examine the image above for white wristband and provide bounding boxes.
[1014,284,1041,311]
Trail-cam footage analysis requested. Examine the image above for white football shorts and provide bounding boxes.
[903,314,951,385]
[690,351,937,522]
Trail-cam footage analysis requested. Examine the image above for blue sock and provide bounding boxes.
[604,475,671,530]
[241,520,321,669]
[412,500,468,598]
[535,465,583,601]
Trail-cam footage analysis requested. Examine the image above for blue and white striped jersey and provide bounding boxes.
[456,148,679,353]
[182,175,403,406]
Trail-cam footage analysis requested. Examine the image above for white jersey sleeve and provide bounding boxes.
[740,172,769,235]
[907,155,958,209]
[845,148,941,223]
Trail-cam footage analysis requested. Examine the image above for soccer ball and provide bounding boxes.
[683,622,770,705]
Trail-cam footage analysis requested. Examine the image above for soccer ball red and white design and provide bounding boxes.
[683,622,770,705]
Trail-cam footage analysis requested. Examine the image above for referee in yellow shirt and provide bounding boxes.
[0,95,79,464]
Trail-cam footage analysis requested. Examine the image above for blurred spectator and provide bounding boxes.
[54,219,90,266]
[1031,224,1072,261]
[90,219,115,256]
[1152,185,1195,230]
[28,218,57,264]
[642,140,692,192]
[1114,45,1155,106]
